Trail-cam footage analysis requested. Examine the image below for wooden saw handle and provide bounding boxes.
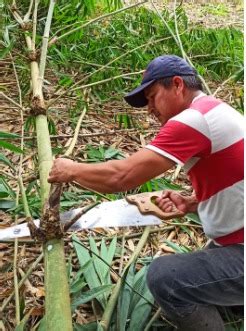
[126,191,184,220]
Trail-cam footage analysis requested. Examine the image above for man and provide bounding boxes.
[48,55,244,330]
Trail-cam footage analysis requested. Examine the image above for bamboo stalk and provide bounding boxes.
[23,0,34,22]
[32,0,40,50]
[64,106,87,157]
[38,0,55,90]
[99,226,151,330]
[11,51,26,326]
[10,2,73,330]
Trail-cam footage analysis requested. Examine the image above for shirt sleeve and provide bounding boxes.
[145,117,211,165]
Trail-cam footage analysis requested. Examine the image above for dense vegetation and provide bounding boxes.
[0,1,243,330]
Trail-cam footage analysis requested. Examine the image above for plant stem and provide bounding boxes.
[143,307,162,331]
[64,106,87,157]
[72,70,144,92]
[32,0,40,50]
[0,91,23,110]
[49,70,144,107]
[39,0,55,91]
[23,0,34,22]
[150,0,212,95]
[99,226,151,330]
[10,51,26,326]
[173,0,186,59]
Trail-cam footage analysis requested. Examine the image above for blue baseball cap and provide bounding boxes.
[124,55,197,108]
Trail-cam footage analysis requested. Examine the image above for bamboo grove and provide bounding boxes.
[0,0,243,330]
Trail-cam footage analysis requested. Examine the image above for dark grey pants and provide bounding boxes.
[146,242,244,330]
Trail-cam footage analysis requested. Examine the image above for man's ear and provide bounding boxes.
[172,76,184,94]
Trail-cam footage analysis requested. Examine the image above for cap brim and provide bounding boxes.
[124,80,155,108]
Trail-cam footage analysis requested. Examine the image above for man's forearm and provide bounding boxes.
[71,160,126,193]
[48,149,175,193]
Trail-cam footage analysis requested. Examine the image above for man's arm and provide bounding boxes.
[48,148,175,193]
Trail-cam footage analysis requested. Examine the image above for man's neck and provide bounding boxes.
[184,90,203,109]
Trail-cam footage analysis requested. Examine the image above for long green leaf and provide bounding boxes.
[74,322,97,331]
[73,236,106,307]
[89,237,107,284]
[164,239,190,253]
[127,291,154,331]
[71,285,113,312]
[0,141,23,154]
[15,308,33,331]
[0,153,14,169]
[117,264,135,331]
[0,131,20,139]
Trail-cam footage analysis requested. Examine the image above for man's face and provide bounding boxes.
[144,80,180,125]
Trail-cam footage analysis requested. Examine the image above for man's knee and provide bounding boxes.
[147,255,181,296]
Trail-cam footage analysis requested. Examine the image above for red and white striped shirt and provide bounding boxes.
[146,93,244,245]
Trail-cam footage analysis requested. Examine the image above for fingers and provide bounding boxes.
[155,190,186,213]
[48,160,59,183]
[47,158,74,183]
[155,195,176,212]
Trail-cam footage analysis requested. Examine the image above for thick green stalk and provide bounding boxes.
[36,114,73,331]
[44,239,72,330]
[35,115,53,204]
[9,1,73,328]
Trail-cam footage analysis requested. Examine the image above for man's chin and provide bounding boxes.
[160,118,167,125]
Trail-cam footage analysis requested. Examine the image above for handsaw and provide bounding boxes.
[0,191,183,240]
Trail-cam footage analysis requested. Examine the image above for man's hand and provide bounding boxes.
[155,190,198,215]
[48,158,76,183]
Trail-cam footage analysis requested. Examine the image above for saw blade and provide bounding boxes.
[0,199,162,240]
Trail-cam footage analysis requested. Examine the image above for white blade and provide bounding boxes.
[0,199,162,240]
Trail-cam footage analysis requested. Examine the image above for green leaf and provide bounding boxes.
[70,278,87,294]
[185,213,202,224]
[164,239,190,253]
[71,285,113,312]
[0,183,11,198]
[37,317,46,331]
[96,323,104,331]
[0,141,23,154]
[129,266,148,312]
[127,291,154,331]
[74,322,97,331]
[101,236,117,283]
[0,153,14,169]
[89,237,108,285]
[72,236,104,305]
[104,147,120,159]
[117,264,135,331]
[0,131,20,139]
[0,199,15,209]
[15,308,33,331]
